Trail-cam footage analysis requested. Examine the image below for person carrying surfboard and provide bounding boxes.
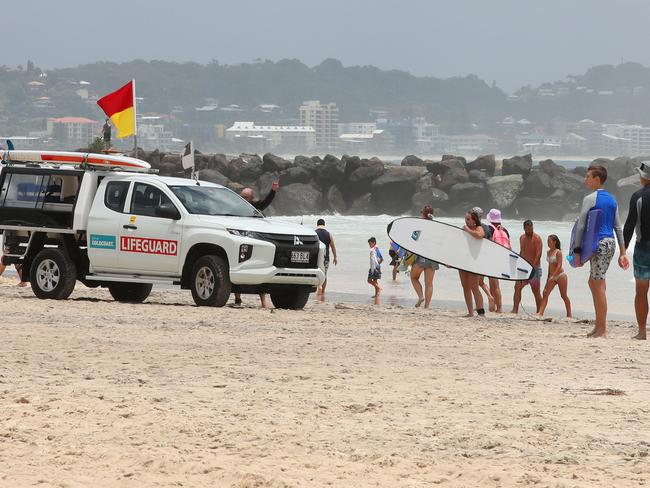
[574,165,629,338]
[410,205,439,308]
[486,208,510,313]
[459,209,486,317]
[622,161,650,340]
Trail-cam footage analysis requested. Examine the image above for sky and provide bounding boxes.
[6,0,650,91]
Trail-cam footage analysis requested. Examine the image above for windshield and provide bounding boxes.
[168,185,262,217]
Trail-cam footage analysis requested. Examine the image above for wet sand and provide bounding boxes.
[1,276,649,487]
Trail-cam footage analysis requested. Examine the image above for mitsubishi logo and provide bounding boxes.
[294,236,303,246]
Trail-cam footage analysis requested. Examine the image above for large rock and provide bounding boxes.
[468,169,489,184]
[539,159,566,177]
[467,154,496,176]
[326,185,347,214]
[347,193,373,214]
[269,183,322,215]
[228,155,264,183]
[293,155,318,176]
[502,154,533,178]
[426,158,465,177]
[401,155,425,166]
[370,166,428,213]
[486,175,524,208]
[262,153,292,173]
[256,172,280,198]
[415,174,436,193]
[617,174,642,206]
[411,188,449,210]
[550,172,586,203]
[438,166,470,190]
[198,169,230,187]
[442,154,467,165]
[348,159,385,184]
[522,170,553,199]
[279,166,312,185]
[448,182,488,204]
[314,154,346,187]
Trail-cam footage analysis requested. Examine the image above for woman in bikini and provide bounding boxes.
[537,234,572,317]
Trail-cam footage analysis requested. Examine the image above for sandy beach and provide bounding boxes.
[1,275,649,487]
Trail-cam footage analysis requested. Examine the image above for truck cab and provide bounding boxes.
[0,151,325,309]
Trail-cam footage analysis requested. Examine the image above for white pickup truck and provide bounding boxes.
[0,150,325,309]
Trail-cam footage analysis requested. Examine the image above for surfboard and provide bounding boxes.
[0,150,151,171]
[568,208,603,267]
[387,217,534,280]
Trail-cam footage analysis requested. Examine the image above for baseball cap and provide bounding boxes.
[637,161,650,180]
[487,208,502,223]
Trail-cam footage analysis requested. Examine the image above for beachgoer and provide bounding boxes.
[388,241,403,280]
[574,165,629,338]
[459,209,485,316]
[486,208,510,313]
[411,205,439,308]
[315,218,337,298]
[623,161,650,340]
[233,181,280,307]
[471,206,495,310]
[511,220,543,314]
[367,237,383,305]
[537,235,572,318]
[102,119,112,148]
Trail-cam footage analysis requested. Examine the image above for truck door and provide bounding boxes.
[87,180,130,273]
[117,182,183,275]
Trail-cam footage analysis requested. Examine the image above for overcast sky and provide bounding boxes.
[7,0,650,91]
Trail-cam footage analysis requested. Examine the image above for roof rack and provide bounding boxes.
[0,150,157,174]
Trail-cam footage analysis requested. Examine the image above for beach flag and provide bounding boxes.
[181,141,195,170]
[97,80,136,138]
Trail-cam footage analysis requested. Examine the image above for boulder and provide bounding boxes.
[426,158,465,177]
[438,166,470,190]
[293,155,318,176]
[161,153,181,167]
[262,153,292,173]
[314,154,346,187]
[326,185,347,214]
[617,174,642,205]
[269,183,322,215]
[279,166,312,185]
[401,155,425,166]
[342,154,362,177]
[145,149,162,169]
[486,175,524,208]
[550,172,586,203]
[572,166,587,177]
[348,159,385,184]
[539,159,566,177]
[257,172,280,197]
[347,193,373,214]
[468,169,489,184]
[522,170,553,199]
[502,154,532,178]
[370,166,428,213]
[411,188,449,210]
[467,154,496,176]
[208,153,229,174]
[442,154,467,165]
[198,169,230,187]
[415,174,436,193]
[448,182,488,204]
[228,156,264,183]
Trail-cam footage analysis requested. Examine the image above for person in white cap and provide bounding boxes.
[486,208,511,313]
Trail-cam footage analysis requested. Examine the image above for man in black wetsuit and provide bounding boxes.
[315,218,338,299]
[233,180,280,307]
[102,119,112,148]
[623,162,650,340]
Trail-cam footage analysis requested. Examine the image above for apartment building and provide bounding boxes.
[226,121,316,151]
[299,100,339,151]
[47,117,99,148]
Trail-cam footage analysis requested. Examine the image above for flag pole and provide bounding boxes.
[132,78,138,157]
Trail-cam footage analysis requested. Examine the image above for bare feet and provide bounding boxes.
[488,297,496,312]
[587,328,606,338]
[415,297,424,308]
[463,313,474,317]
[632,333,647,340]
[17,282,27,288]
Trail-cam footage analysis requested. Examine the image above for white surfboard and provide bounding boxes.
[0,150,151,171]
[387,217,534,281]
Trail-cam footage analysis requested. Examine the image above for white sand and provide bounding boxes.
[1,276,648,487]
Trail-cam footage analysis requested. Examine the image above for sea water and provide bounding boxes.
[273,215,636,321]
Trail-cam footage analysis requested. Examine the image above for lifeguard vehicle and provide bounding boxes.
[0,150,325,309]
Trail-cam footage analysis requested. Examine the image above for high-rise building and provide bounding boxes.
[299,101,339,152]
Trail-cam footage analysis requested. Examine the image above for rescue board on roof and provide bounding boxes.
[387,217,534,281]
[0,150,151,171]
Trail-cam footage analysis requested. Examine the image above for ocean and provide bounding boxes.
[273,215,637,321]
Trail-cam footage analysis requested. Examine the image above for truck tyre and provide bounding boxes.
[270,286,311,310]
[190,255,231,307]
[30,248,77,300]
[108,283,153,303]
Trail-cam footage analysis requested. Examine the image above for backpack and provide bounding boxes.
[489,223,511,249]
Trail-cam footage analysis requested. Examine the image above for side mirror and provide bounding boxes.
[155,204,181,220]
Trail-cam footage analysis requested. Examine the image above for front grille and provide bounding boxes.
[257,232,319,269]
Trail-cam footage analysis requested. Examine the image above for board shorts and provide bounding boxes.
[589,237,615,280]
[323,258,330,274]
[633,241,650,281]
[414,255,439,270]
[368,268,381,280]
[525,267,542,286]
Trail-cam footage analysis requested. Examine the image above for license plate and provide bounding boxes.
[291,251,310,263]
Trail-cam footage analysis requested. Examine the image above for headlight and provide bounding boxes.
[227,228,261,239]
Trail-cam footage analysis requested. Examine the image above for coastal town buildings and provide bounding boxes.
[46,117,99,148]
[299,101,339,151]
[226,121,316,151]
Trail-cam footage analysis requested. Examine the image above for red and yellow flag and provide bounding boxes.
[97,80,135,138]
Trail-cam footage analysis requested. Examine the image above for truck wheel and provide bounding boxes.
[108,283,153,303]
[190,255,231,307]
[270,286,311,310]
[30,248,77,300]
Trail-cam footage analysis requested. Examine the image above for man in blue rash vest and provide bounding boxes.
[574,165,629,338]
[623,161,650,340]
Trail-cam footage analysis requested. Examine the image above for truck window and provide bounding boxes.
[130,183,176,217]
[105,181,130,213]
